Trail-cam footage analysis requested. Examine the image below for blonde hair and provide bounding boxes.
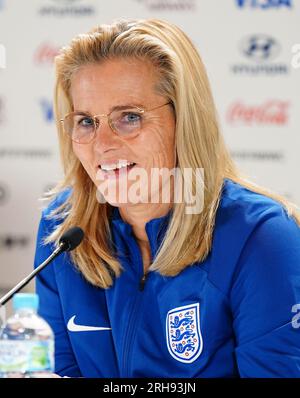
[45,18,300,288]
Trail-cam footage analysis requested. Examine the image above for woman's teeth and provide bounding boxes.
[100,161,136,172]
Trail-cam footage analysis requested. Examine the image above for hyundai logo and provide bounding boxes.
[239,34,281,62]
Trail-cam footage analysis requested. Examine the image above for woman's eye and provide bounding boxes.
[123,112,142,123]
[78,117,94,127]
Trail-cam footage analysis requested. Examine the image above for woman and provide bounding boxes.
[34,18,300,378]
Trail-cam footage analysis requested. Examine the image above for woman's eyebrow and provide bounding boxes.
[109,103,145,112]
[73,103,146,114]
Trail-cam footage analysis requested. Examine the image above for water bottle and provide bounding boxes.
[0,293,54,378]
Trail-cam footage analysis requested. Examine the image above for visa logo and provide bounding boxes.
[236,0,292,8]
[40,98,54,123]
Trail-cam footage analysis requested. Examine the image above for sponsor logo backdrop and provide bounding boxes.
[0,0,299,288]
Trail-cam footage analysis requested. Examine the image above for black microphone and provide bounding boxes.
[0,226,84,307]
[58,226,84,252]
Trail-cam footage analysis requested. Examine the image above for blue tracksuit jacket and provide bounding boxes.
[34,178,300,377]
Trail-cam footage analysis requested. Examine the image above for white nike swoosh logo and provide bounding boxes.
[67,315,112,332]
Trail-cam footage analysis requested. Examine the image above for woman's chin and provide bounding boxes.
[96,192,150,208]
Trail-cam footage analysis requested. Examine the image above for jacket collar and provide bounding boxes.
[111,206,172,261]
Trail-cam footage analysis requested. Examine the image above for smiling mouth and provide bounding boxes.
[98,161,137,177]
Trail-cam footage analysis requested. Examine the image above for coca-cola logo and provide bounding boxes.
[226,100,289,125]
[34,42,60,65]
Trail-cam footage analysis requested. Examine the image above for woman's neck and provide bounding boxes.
[119,202,171,243]
[119,202,172,272]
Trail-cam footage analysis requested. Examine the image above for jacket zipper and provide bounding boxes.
[121,243,148,377]
[139,273,148,291]
[121,293,143,377]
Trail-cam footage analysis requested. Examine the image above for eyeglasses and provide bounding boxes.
[60,101,171,144]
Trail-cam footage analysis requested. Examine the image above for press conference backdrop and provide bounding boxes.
[0,0,299,291]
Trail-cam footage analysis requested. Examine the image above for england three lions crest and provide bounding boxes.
[166,303,203,363]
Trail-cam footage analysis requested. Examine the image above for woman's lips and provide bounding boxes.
[97,162,137,180]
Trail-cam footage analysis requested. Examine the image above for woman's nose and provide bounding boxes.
[93,117,121,154]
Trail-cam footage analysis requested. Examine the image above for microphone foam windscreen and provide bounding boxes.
[59,226,84,251]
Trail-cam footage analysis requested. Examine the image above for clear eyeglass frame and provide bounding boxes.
[60,101,172,144]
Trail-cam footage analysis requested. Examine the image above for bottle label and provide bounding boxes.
[0,340,54,373]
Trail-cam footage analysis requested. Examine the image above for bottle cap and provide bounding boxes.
[12,293,39,311]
